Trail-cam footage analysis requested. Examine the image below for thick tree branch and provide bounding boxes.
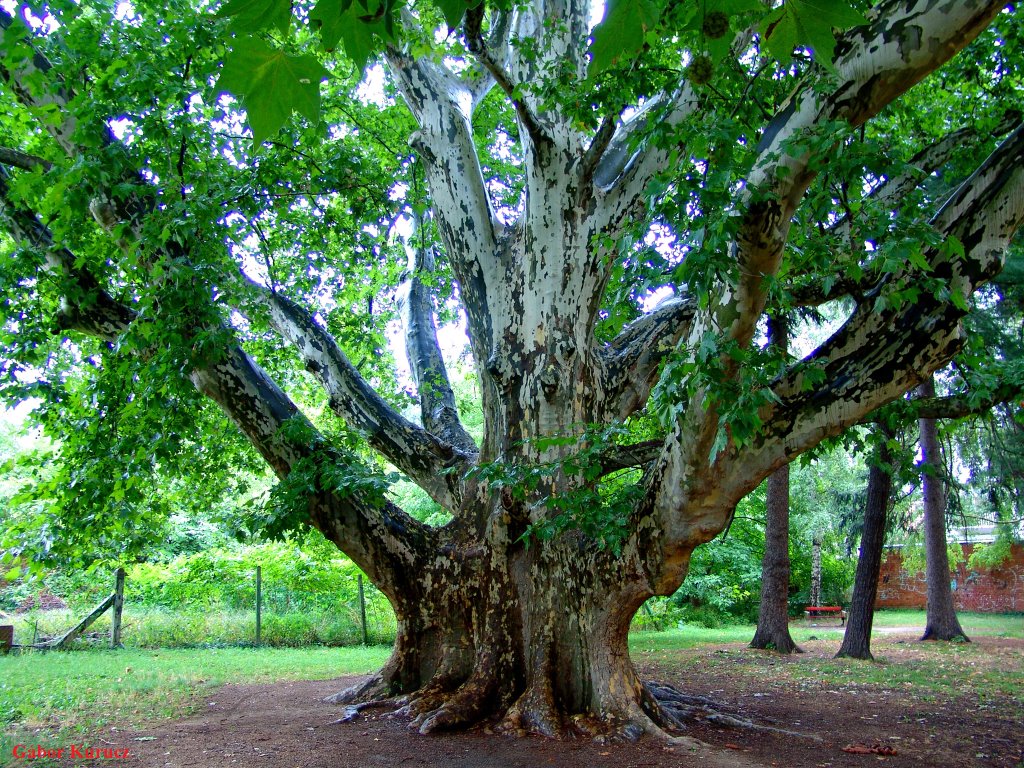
[744,121,1024,492]
[464,5,547,148]
[826,110,1022,247]
[589,87,700,232]
[724,0,1009,358]
[598,440,663,475]
[2,165,434,592]
[0,13,82,155]
[254,282,473,510]
[384,45,502,357]
[643,7,1019,571]
[397,244,479,455]
[910,386,1024,421]
[0,146,52,172]
[598,297,697,420]
[191,345,436,596]
[790,115,1019,309]
[0,13,443,590]
[585,24,759,231]
[789,273,875,308]
[0,166,133,340]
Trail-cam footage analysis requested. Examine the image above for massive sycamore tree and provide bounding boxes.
[1,0,1023,740]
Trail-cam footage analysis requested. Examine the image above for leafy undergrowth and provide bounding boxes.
[7,604,397,649]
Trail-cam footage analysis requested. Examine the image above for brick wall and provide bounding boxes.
[875,543,1024,613]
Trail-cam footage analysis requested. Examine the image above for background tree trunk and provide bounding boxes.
[918,377,970,643]
[836,429,893,660]
[810,535,822,608]
[751,316,801,654]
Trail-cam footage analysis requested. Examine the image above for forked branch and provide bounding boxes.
[254,283,474,510]
[599,297,697,420]
[464,4,547,148]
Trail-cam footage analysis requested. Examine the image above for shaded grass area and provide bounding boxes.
[865,608,1023,635]
[630,611,1024,704]
[627,609,1023,653]
[0,646,391,765]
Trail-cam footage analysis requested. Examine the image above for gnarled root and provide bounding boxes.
[329,695,409,724]
[647,682,822,741]
[411,663,500,734]
[402,671,463,722]
[496,676,561,738]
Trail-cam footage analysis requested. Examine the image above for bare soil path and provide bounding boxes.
[58,632,1024,768]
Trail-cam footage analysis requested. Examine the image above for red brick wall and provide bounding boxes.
[875,543,1024,613]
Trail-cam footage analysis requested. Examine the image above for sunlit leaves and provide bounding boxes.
[208,0,870,144]
[761,0,867,68]
[216,36,330,145]
[216,0,293,34]
[589,0,661,76]
[310,0,386,71]
[433,0,483,31]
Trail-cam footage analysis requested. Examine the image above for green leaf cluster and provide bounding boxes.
[760,0,866,68]
[217,37,330,146]
[260,416,398,539]
[469,423,644,554]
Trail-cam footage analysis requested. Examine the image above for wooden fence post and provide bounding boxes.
[358,575,368,646]
[255,565,262,647]
[111,568,125,649]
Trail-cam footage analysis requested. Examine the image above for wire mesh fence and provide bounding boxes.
[1,565,397,651]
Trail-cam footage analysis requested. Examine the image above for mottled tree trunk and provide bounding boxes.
[751,318,800,654]
[836,431,893,660]
[918,378,970,643]
[324,509,664,738]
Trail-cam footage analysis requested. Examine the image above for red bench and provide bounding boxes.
[804,606,846,624]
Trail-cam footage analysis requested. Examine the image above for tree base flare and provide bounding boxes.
[327,676,822,746]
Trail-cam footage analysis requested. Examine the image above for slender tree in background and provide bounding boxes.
[1,0,1022,739]
[836,428,895,661]
[810,534,823,609]
[917,376,970,642]
[750,316,800,654]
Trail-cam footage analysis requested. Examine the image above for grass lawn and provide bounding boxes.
[629,610,1023,703]
[0,645,391,763]
[628,609,1023,653]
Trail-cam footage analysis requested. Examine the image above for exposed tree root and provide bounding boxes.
[410,666,500,734]
[329,696,408,724]
[324,675,392,705]
[496,676,561,738]
[647,682,822,742]
[404,672,461,722]
[327,672,818,754]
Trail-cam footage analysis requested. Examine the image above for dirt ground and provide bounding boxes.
[52,631,1024,768]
